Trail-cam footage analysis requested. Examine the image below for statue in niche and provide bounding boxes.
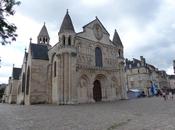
[80,78,87,88]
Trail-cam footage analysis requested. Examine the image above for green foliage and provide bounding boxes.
[0,0,21,45]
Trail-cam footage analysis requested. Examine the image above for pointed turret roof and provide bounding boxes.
[38,23,50,38]
[113,29,123,47]
[59,10,75,34]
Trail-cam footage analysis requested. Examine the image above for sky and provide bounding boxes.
[0,0,175,83]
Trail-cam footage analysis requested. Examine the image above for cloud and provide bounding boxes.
[1,0,175,83]
[80,0,111,7]
[124,0,175,71]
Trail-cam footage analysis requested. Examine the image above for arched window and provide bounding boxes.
[118,49,122,57]
[95,47,103,67]
[68,36,71,46]
[26,67,30,95]
[43,38,45,43]
[54,61,56,77]
[22,73,25,93]
[9,83,12,94]
[62,35,65,45]
[39,38,42,43]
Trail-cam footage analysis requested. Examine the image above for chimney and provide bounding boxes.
[140,56,145,66]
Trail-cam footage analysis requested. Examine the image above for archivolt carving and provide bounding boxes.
[111,76,118,88]
[80,75,89,88]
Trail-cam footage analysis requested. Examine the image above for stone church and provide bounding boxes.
[7,11,127,105]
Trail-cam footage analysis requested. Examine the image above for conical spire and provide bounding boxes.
[37,23,50,44]
[59,10,75,34]
[113,29,123,47]
[38,23,49,38]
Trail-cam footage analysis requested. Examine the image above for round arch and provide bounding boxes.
[50,53,56,63]
[26,66,30,95]
[79,74,90,88]
[93,74,107,102]
[111,76,120,96]
[95,47,103,67]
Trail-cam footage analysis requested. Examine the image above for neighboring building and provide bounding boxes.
[168,61,175,89]
[125,56,169,95]
[157,70,169,89]
[8,11,127,105]
[3,77,11,102]
[0,83,7,89]
[0,83,7,101]
[168,75,175,89]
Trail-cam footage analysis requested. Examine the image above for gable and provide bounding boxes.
[83,17,110,35]
[76,17,111,45]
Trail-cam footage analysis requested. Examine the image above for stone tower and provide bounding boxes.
[57,10,77,104]
[112,29,126,99]
[58,10,75,46]
[112,29,124,58]
[37,23,50,45]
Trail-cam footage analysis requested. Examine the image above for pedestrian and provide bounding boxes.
[162,91,167,101]
[169,91,173,100]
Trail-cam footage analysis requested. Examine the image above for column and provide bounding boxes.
[120,63,128,99]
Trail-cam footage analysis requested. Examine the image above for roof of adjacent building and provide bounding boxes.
[126,58,141,68]
[59,10,75,34]
[12,67,21,80]
[169,75,175,79]
[125,57,157,71]
[38,23,50,38]
[113,29,123,47]
[30,43,49,60]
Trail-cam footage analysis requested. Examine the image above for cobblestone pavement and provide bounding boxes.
[0,97,175,130]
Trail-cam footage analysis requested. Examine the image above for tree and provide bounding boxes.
[0,0,21,45]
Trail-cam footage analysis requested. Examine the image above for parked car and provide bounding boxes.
[127,89,145,99]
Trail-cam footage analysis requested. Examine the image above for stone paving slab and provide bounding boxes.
[0,97,175,130]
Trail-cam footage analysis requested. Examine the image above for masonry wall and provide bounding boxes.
[29,59,49,104]
[9,80,19,104]
[126,67,151,94]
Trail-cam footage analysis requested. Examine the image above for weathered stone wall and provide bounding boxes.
[9,80,19,104]
[24,50,32,105]
[17,61,27,104]
[126,67,151,93]
[29,59,49,104]
[169,79,175,89]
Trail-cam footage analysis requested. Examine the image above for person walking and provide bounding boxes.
[169,91,173,100]
[162,91,167,101]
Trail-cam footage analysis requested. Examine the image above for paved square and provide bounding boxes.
[0,97,175,130]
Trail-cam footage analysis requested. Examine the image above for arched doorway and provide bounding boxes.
[93,80,102,102]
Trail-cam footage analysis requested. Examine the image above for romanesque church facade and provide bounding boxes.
[5,11,127,105]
